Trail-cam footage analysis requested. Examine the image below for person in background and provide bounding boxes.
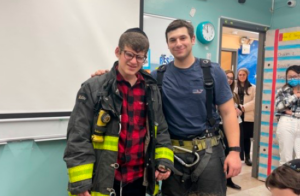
[235,68,255,166]
[265,159,300,196]
[275,65,300,165]
[64,28,174,196]
[219,70,244,190]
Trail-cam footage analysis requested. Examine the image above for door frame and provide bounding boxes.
[218,16,269,178]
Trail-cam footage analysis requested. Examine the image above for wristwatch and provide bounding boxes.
[228,147,241,152]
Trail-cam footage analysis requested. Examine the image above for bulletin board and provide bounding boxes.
[259,26,300,180]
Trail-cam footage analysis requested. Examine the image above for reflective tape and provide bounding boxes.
[68,163,93,183]
[155,147,174,162]
[154,125,157,138]
[68,192,76,196]
[93,135,119,151]
[154,183,159,195]
[91,192,109,196]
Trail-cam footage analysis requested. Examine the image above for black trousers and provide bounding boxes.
[113,177,146,196]
[162,143,226,196]
[242,121,254,156]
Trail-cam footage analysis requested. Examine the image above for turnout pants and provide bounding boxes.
[162,143,226,196]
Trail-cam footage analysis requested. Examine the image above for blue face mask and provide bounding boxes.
[287,78,300,87]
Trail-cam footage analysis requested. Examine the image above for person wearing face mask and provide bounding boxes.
[275,65,300,165]
[235,68,256,166]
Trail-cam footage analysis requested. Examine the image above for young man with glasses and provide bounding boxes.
[64,28,174,196]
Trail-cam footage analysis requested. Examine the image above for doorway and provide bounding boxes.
[221,49,238,72]
[218,17,269,178]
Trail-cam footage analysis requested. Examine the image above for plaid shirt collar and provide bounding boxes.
[116,65,144,85]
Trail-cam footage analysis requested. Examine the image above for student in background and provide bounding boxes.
[219,70,243,190]
[275,65,300,165]
[265,159,300,196]
[235,68,255,166]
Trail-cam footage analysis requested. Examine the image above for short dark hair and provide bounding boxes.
[265,164,300,195]
[165,19,194,42]
[118,31,149,54]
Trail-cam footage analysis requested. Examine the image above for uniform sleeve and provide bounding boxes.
[243,85,256,112]
[213,64,233,105]
[152,85,174,170]
[63,83,96,195]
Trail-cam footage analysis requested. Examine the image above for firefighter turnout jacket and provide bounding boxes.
[64,62,174,196]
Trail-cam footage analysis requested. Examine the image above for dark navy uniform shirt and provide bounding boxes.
[151,58,232,139]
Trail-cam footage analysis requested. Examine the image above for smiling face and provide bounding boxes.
[115,46,146,79]
[238,70,248,83]
[166,27,195,61]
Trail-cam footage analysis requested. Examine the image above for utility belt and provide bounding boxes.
[171,128,223,153]
[172,134,221,153]
[171,128,224,170]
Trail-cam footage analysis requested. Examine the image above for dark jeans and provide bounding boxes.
[162,143,226,196]
[113,177,146,196]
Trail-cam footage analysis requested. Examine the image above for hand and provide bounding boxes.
[240,105,245,113]
[155,168,171,181]
[285,110,292,115]
[235,108,242,116]
[77,191,91,196]
[91,69,109,77]
[224,151,242,178]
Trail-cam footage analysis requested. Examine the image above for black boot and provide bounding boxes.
[227,178,241,190]
[245,154,252,166]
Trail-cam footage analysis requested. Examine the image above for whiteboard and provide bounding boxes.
[0,0,142,117]
[143,14,176,70]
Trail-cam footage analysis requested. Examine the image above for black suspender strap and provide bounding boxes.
[156,60,215,127]
[156,64,167,95]
[200,59,216,127]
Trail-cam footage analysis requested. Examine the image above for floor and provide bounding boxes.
[227,162,271,196]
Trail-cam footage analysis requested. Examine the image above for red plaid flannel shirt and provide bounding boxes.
[115,68,147,185]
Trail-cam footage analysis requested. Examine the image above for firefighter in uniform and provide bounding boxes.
[64,28,174,196]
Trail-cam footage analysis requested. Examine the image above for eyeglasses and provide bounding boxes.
[227,76,234,81]
[287,75,300,80]
[123,50,147,64]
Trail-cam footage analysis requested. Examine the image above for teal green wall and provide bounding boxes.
[145,0,272,62]
[270,1,300,29]
[0,140,68,196]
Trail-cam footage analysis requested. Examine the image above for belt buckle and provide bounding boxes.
[205,129,213,138]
